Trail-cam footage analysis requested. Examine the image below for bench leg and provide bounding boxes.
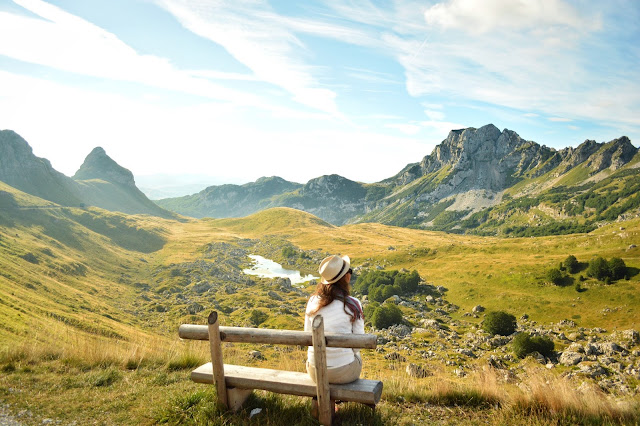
[311,398,336,424]
[227,388,252,412]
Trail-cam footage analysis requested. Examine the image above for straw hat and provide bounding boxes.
[318,255,351,285]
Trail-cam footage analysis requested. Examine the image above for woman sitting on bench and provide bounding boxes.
[305,255,364,384]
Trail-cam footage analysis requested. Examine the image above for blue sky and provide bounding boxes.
[0,0,638,188]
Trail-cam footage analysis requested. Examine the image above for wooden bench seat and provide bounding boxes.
[179,311,383,425]
[192,362,383,405]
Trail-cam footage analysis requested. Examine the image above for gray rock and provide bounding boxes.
[456,348,476,358]
[623,329,640,344]
[472,305,485,313]
[597,342,622,356]
[578,362,608,378]
[267,290,283,301]
[584,343,601,356]
[489,336,510,347]
[421,319,442,330]
[276,277,292,289]
[559,351,584,366]
[249,350,265,360]
[388,324,412,338]
[186,302,204,315]
[406,363,430,378]
[384,352,406,362]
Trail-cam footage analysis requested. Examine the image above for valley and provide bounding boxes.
[0,128,639,424]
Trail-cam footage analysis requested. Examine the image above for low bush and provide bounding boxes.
[367,303,403,329]
[563,255,579,273]
[249,309,269,326]
[483,311,516,336]
[512,332,554,358]
[546,268,564,285]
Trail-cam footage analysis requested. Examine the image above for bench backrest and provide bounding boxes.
[179,323,377,348]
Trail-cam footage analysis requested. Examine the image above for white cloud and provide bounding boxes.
[0,0,268,108]
[156,0,341,115]
[523,113,539,117]
[424,0,599,34]
[0,70,427,183]
[424,109,445,121]
[549,117,572,122]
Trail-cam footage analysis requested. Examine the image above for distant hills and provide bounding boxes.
[156,124,640,236]
[0,130,175,219]
[2,125,638,236]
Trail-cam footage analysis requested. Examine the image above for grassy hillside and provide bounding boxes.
[0,202,639,424]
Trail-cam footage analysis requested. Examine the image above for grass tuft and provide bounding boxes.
[167,353,204,371]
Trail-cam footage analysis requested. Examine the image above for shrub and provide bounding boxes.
[586,256,610,281]
[354,269,422,298]
[512,332,554,358]
[483,311,517,336]
[546,268,564,285]
[281,246,297,258]
[249,309,269,326]
[370,303,403,329]
[563,255,579,273]
[608,257,627,280]
[20,252,39,264]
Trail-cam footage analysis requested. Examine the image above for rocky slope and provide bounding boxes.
[0,131,175,218]
[0,130,82,206]
[73,147,174,218]
[157,124,639,234]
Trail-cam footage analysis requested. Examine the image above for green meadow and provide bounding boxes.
[1,182,639,424]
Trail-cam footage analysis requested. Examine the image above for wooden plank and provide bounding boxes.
[191,364,382,405]
[312,316,332,425]
[208,312,228,408]
[179,324,377,349]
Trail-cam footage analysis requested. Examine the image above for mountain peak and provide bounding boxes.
[73,147,135,186]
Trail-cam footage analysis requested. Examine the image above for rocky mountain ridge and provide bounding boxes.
[156,124,639,235]
[0,130,175,218]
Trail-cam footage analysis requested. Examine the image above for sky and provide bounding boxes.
[0,0,639,190]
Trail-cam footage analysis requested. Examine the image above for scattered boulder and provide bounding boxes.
[406,363,430,378]
[597,342,622,356]
[192,282,212,294]
[249,350,265,361]
[622,329,640,344]
[276,277,292,289]
[387,324,412,338]
[186,302,204,315]
[472,305,485,313]
[267,290,283,301]
[578,362,608,378]
[384,352,406,362]
[421,319,442,330]
[560,351,584,366]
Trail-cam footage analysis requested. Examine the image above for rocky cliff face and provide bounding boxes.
[0,130,81,206]
[73,147,136,187]
[0,130,174,218]
[281,174,368,224]
[137,124,640,231]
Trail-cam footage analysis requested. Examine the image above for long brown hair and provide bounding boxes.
[309,274,362,322]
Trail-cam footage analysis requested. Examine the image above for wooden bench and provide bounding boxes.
[179,311,383,425]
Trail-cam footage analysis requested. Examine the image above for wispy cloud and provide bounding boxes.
[0,0,266,107]
[424,0,600,34]
[549,117,572,122]
[156,0,342,115]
